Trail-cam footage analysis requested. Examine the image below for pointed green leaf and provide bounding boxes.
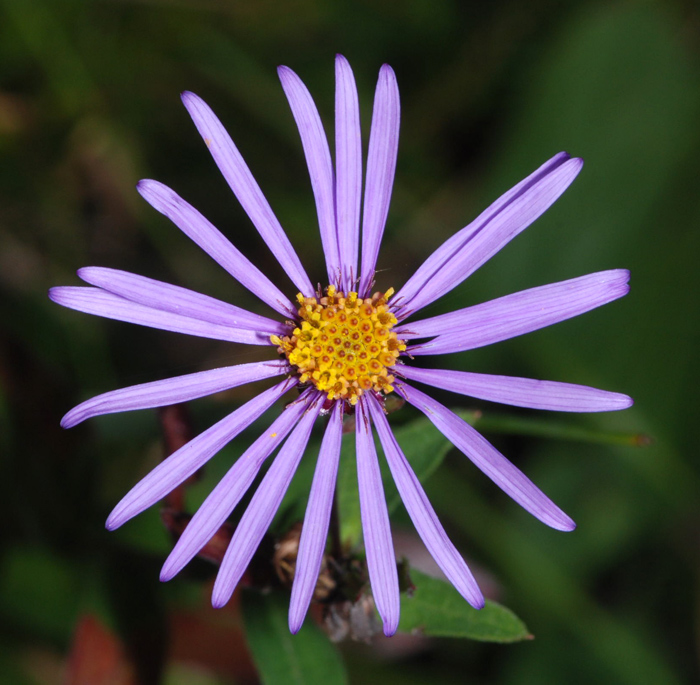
[399,570,531,642]
[241,589,348,685]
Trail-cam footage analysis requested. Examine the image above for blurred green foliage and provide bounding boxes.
[241,590,347,685]
[1,0,699,683]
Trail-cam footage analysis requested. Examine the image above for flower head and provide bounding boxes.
[50,55,632,637]
[273,286,404,405]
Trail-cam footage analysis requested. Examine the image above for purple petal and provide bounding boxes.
[394,153,583,316]
[359,64,400,297]
[401,270,630,355]
[367,396,484,609]
[334,55,362,291]
[137,179,296,317]
[63,360,290,428]
[49,286,272,345]
[180,92,314,298]
[289,401,343,633]
[106,377,297,530]
[211,396,322,608]
[160,391,309,581]
[356,398,400,635]
[78,267,286,335]
[278,66,340,284]
[396,382,576,532]
[397,365,633,412]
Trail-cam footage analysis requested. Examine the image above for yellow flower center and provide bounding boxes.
[272,286,406,405]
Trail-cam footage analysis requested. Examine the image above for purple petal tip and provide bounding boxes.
[558,517,577,533]
[379,63,396,78]
[104,516,120,532]
[76,266,94,282]
[382,621,398,637]
[211,591,229,609]
[60,412,78,429]
[136,179,154,196]
[159,563,177,582]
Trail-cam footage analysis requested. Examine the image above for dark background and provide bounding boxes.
[1,0,699,683]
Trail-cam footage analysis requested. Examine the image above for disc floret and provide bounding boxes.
[272,286,406,405]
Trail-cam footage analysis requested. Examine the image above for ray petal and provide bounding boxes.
[279,66,340,284]
[106,378,297,530]
[137,179,296,316]
[397,365,632,412]
[359,64,400,297]
[49,286,271,345]
[63,360,289,428]
[334,55,362,291]
[394,153,582,316]
[400,270,630,355]
[211,396,322,608]
[396,382,576,532]
[181,92,314,298]
[78,267,286,334]
[356,398,400,635]
[368,395,484,608]
[159,391,309,581]
[289,401,343,633]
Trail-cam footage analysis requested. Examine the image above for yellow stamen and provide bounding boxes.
[273,287,405,405]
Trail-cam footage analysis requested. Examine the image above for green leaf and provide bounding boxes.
[458,410,650,447]
[337,415,454,545]
[399,570,531,642]
[241,589,348,685]
[336,429,361,545]
[383,415,456,511]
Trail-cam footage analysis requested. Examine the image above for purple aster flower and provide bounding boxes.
[50,55,632,637]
